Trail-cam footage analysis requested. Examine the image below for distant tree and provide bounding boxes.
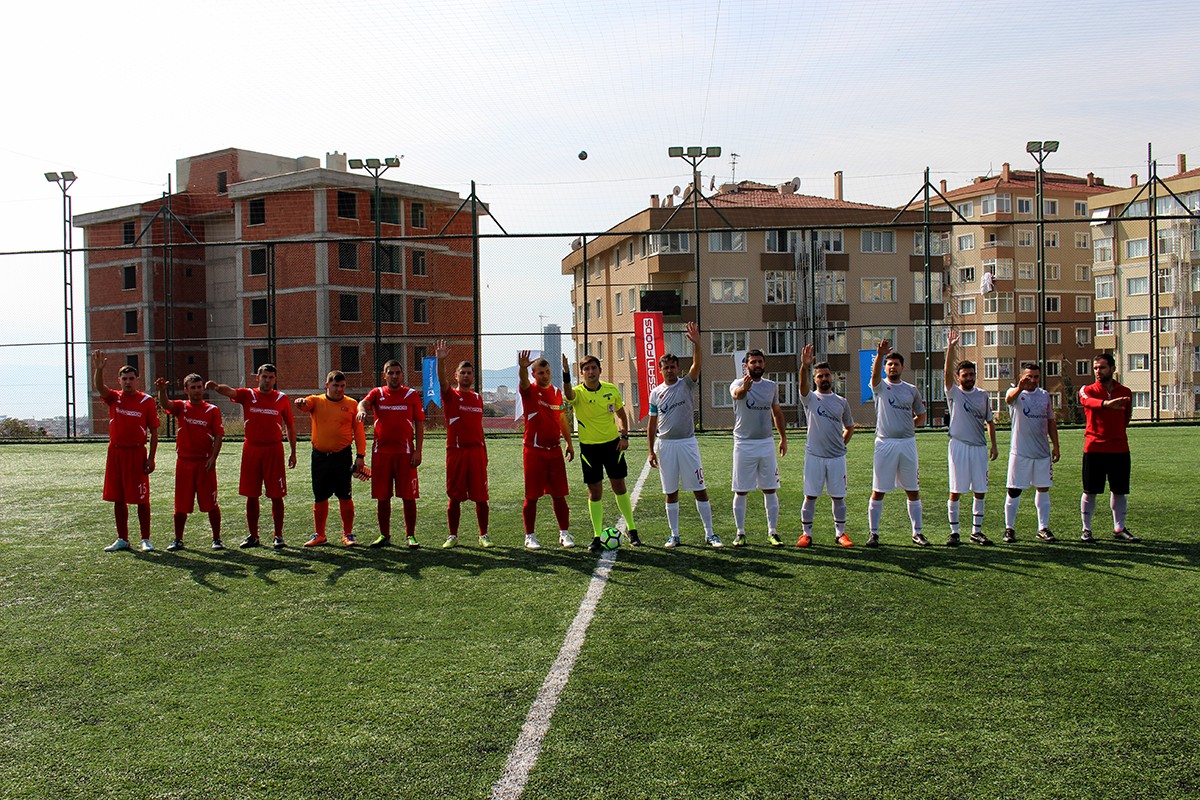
[0,418,48,438]
[1059,359,1084,424]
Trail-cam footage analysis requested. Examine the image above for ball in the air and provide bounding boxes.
[578,150,588,160]
[599,526,621,550]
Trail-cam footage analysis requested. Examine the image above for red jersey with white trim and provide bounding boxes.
[365,385,425,454]
[232,388,293,445]
[164,399,223,460]
[1078,380,1132,453]
[443,387,485,448]
[520,383,564,450]
[103,389,159,447]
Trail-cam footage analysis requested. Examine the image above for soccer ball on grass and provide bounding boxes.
[598,526,622,550]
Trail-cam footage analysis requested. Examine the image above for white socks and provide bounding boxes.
[947,499,960,535]
[732,494,747,533]
[907,499,923,535]
[1110,493,1127,531]
[1080,493,1097,531]
[764,493,779,534]
[868,498,883,535]
[972,496,985,535]
[696,499,715,537]
[832,498,847,536]
[801,497,816,535]
[665,502,680,536]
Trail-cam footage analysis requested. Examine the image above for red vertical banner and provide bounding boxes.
[634,311,665,421]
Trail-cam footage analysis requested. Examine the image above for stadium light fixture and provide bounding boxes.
[667,146,684,158]
[347,159,364,169]
[349,156,403,372]
[46,169,80,438]
[45,172,60,182]
[1026,138,1060,373]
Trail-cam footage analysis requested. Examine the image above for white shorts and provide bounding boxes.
[804,454,848,498]
[656,437,706,494]
[872,437,920,493]
[1007,453,1053,489]
[948,439,990,494]
[732,437,780,492]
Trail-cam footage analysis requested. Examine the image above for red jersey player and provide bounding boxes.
[434,338,491,548]
[357,359,425,549]
[517,350,574,550]
[1077,352,1139,543]
[92,350,159,552]
[208,364,297,549]
[155,374,224,551]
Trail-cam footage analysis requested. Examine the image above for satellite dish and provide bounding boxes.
[672,185,682,196]
[570,237,582,251]
[790,176,801,191]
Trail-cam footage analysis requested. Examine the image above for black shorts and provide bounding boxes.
[580,439,628,485]
[312,446,353,501]
[1082,451,1131,496]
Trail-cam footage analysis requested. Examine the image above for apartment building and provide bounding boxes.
[76,147,480,433]
[928,163,1111,417]
[1089,154,1200,420]
[560,178,951,429]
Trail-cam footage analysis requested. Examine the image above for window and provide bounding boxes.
[959,329,977,347]
[957,234,975,251]
[1045,328,1061,345]
[1017,229,1035,248]
[1076,359,1091,376]
[338,241,358,270]
[861,278,896,303]
[860,327,896,351]
[1018,295,1036,313]
[1075,201,1088,217]
[1044,361,1060,377]
[411,202,426,228]
[984,326,1014,347]
[913,271,943,303]
[614,247,622,270]
[380,245,401,273]
[991,259,1014,280]
[914,326,949,352]
[1075,232,1090,249]
[596,340,604,361]
[595,298,603,318]
[248,198,266,226]
[914,232,949,256]
[816,230,844,253]
[1045,295,1060,313]
[765,230,796,253]
[712,382,734,408]
[1128,353,1149,371]
[628,288,637,312]
[959,297,977,315]
[1095,276,1115,299]
[1133,391,1150,409]
[663,324,695,357]
[648,232,690,254]
[958,266,976,284]
[1017,197,1033,214]
[1019,328,1036,345]
[250,298,267,326]
[122,265,136,290]
[337,191,357,219]
[1160,347,1174,372]
[1158,268,1174,293]
[1127,316,1150,333]
[371,195,400,225]
[339,294,359,322]
[1043,199,1059,216]
[860,230,895,253]
[1076,328,1092,347]
[827,321,847,353]
[1125,238,1149,259]
[411,249,428,276]
[1076,296,1092,313]
[1018,262,1034,280]
[123,221,136,245]
[1124,200,1150,218]
[955,201,974,218]
[1044,231,1059,248]
[1126,276,1149,295]
[124,310,137,334]
[1076,264,1090,282]
[628,242,635,263]
[817,272,846,303]
[765,271,796,304]
[712,331,749,355]
[248,248,267,276]
[767,322,796,355]
[413,346,428,367]
[984,292,1014,314]
[708,231,745,252]
[710,278,748,303]
[981,194,996,214]
[616,337,625,361]
[984,358,1000,380]
[766,373,797,406]
[341,346,360,373]
[125,354,140,373]
[379,293,403,323]
[1046,263,1061,281]
[1159,316,1176,333]
[614,292,623,315]
[1094,237,1114,263]
[1096,313,1115,336]
[217,171,228,195]
[251,348,270,371]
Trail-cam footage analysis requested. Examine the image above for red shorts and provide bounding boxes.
[372,451,420,500]
[176,457,219,514]
[240,442,287,499]
[103,444,150,504]
[523,445,569,499]
[447,446,489,502]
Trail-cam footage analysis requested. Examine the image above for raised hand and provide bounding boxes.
[435,338,450,360]
[801,343,815,366]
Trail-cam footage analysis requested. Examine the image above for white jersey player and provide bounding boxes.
[943,330,998,546]
[1003,362,1060,542]
[647,322,722,548]
[866,339,927,547]
[729,349,788,547]
[797,344,855,548]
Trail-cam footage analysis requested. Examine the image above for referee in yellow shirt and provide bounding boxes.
[564,354,640,551]
[295,370,368,546]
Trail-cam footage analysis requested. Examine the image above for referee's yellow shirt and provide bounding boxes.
[568,381,624,445]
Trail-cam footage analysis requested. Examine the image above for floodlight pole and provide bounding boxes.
[46,171,78,438]
[1027,140,1059,372]
[349,157,401,372]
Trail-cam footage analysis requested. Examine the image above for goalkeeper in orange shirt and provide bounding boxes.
[295,370,368,546]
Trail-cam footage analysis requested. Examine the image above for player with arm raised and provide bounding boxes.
[729,348,788,547]
[517,351,574,549]
[1077,352,1138,543]
[357,359,425,549]
[93,351,159,552]
[207,363,297,549]
[295,370,367,548]
[435,339,492,548]
[797,343,855,548]
[155,373,223,551]
[865,339,927,547]
[1002,362,1060,543]
[647,322,721,548]
[943,330,998,546]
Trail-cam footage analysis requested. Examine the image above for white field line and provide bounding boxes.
[489,457,653,800]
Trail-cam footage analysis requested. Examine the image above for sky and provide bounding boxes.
[2,0,1198,420]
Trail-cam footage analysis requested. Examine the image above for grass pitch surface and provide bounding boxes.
[1,428,1197,799]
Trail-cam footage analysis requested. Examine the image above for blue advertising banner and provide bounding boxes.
[859,349,876,404]
[423,357,441,407]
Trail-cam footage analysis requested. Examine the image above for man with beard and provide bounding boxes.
[517,351,575,549]
[155,373,224,551]
[797,344,855,547]
[1077,352,1138,543]
[729,348,788,547]
[94,351,159,552]
[943,330,998,546]
[435,339,492,548]
[357,360,425,549]
[1003,362,1060,543]
[866,340,927,547]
